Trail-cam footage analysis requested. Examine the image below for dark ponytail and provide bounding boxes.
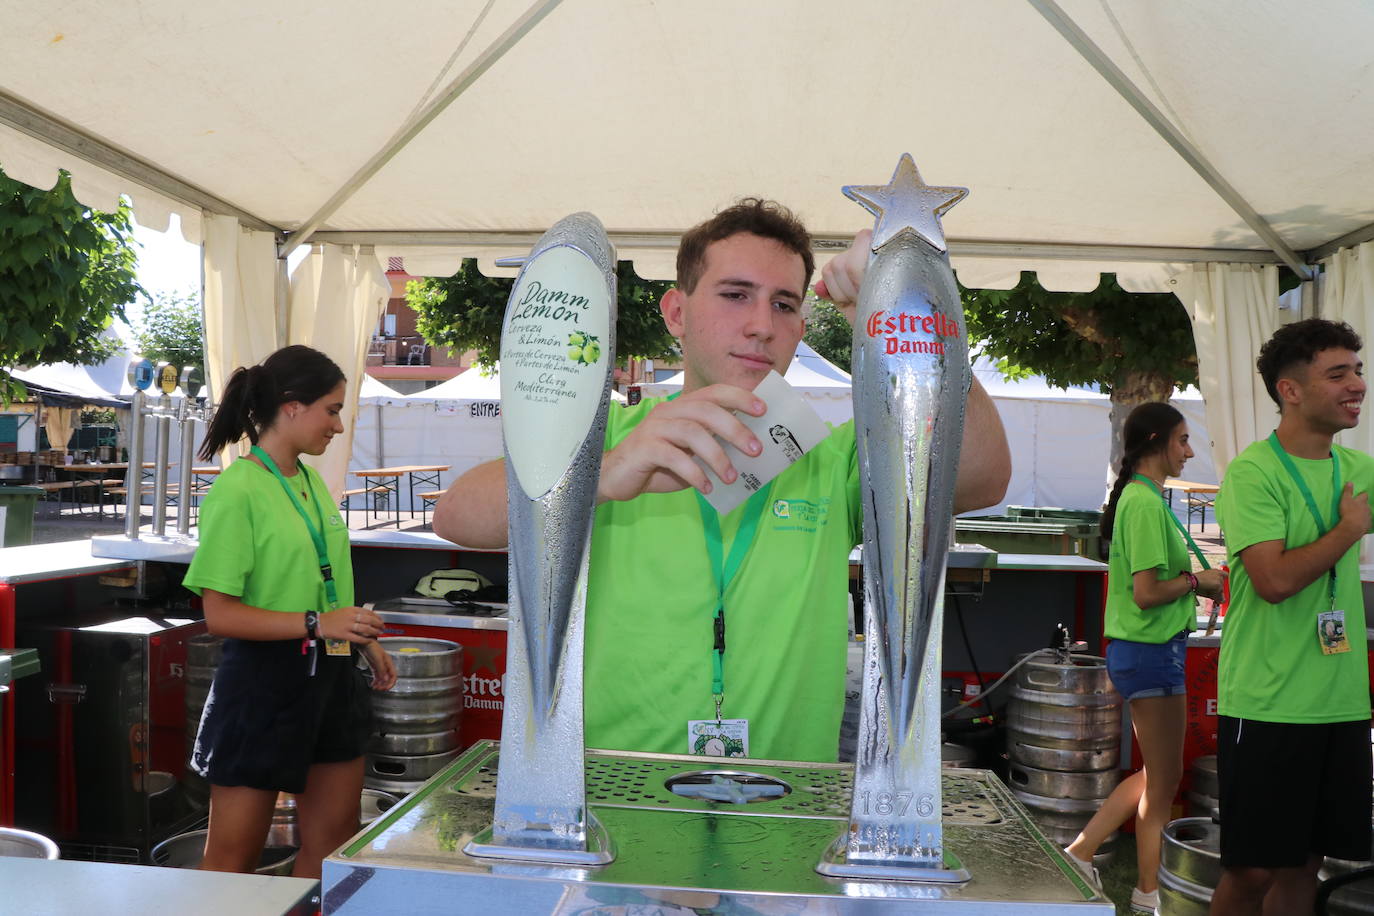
[198,345,345,460]
[1100,402,1185,541]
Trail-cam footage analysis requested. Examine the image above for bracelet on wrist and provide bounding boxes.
[1181,570,1199,593]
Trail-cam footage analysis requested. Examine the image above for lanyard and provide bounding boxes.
[695,483,774,724]
[1132,474,1210,570]
[251,446,339,611]
[1266,432,1341,603]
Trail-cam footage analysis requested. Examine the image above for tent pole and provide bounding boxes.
[275,256,290,348]
[0,91,281,235]
[279,0,566,259]
[1027,0,1313,280]
[376,403,385,469]
[311,229,1284,270]
[1306,220,1374,263]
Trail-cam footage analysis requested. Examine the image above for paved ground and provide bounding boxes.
[30,500,439,545]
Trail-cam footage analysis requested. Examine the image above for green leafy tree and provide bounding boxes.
[0,166,144,400]
[963,273,1198,476]
[803,296,854,374]
[132,289,204,377]
[407,260,678,368]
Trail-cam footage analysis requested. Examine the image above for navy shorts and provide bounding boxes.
[1105,631,1187,701]
[1217,716,1372,867]
[192,637,373,794]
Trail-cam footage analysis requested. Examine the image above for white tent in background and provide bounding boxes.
[972,358,1217,516]
[644,342,854,426]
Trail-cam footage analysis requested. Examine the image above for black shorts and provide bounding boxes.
[1216,715,1372,867]
[192,637,373,794]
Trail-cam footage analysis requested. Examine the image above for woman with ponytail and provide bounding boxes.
[183,345,397,878]
[1062,402,1226,913]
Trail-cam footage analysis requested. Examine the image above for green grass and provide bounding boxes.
[1099,831,1147,914]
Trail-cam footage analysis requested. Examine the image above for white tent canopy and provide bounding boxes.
[2,1,1370,282]
[4,1,1373,494]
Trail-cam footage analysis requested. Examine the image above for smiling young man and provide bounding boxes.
[434,198,1010,762]
[1210,319,1373,915]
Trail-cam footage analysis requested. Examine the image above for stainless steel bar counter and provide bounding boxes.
[324,741,1110,913]
[0,857,318,915]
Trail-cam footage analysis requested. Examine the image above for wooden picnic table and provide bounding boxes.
[1164,478,1220,532]
[350,464,450,528]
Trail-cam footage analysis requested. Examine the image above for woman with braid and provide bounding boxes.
[184,345,397,877]
[1061,403,1226,914]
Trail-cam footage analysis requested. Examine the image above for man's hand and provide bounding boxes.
[598,385,766,504]
[1337,482,1371,537]
[814,228,872,325]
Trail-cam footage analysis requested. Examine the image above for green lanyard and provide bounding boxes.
[1266,432,1341,602]
[1132,474,1211,570]
[695,485,773,723]
[251,446,339,611]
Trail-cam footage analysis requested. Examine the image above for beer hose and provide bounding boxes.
[939,648,1059,720]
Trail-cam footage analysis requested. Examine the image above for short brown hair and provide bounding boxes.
[675,198,814,294]
[1256,318,1363,407]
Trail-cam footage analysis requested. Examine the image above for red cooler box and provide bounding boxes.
[372,598,508,751]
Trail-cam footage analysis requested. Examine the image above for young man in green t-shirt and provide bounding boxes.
[435,199,1011,761]
[1212,318,1373,916]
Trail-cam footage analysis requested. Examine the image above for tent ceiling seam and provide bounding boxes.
[312,229,1283,266]
[278,0,566,259]
[1028,0,1314,280]
[0,90,281,236]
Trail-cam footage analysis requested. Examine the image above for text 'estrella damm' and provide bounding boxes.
[865,309,959,355]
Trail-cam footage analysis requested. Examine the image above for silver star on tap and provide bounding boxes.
[843,153,968,253]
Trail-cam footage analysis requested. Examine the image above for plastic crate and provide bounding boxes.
[955,514,1100,557]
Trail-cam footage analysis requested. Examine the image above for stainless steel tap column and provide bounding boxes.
[463,212,617,866]
[174,367,201,537]
[123,358,155,539]
[818,154,973,882]
[175,400,195,537]
[149,363,180,536]
[124,390,145,539]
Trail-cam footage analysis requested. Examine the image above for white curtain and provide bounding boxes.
[287,244,389,500]
[1174,263,1282,476]
[1318,241,1374,563]
[1321,241,1374,457]
[202,213,282,404]
[43,405,77,453]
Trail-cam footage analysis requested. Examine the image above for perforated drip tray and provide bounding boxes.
[332,741,1113,912]
[455,749,1005,826]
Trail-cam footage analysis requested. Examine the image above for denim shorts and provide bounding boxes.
[1105,631,1188,701]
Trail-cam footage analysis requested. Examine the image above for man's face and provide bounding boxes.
[661,233,807,392]
[1285,347,1366,432]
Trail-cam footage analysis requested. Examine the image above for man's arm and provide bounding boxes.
[433,386,764,549]
[953,376,1011,514]
[433,459,509,548]
[1239,482,1370,603]
[820,230,1010,514]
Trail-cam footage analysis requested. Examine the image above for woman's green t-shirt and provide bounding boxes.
[1104,480,1195,643]
[183,458,354,614]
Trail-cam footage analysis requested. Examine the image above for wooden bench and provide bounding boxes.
[33,481,74,516]
[417,489,447,528]
[340,485,388,525]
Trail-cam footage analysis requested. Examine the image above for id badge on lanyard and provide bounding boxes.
[251,447,351,664]
[1266,434,1349,654]
[689,483,773,757]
